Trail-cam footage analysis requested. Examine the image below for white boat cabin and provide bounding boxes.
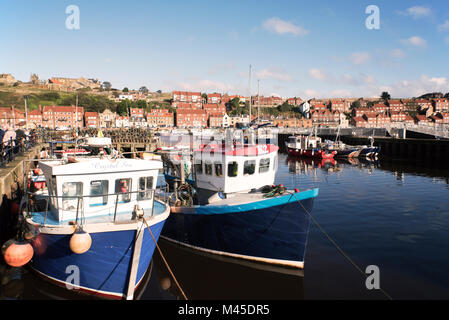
[193,143,278,195]
[38,158,162,222]
[286,135,322,150]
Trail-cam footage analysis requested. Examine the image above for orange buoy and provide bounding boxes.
[1,240,34,267]
[69,229,92,254]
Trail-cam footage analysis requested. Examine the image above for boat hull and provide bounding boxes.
[335,149,361,158]
[287,147,335,159]
[28,219,166,299]
[358,146,380,158]
[161,190,318,269]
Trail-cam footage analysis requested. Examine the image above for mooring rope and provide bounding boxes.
[288,191,393,300]
[142,216,188,300]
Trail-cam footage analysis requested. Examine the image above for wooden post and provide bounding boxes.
[125,223,144,300]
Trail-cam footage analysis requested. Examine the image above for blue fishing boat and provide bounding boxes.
[21,157,170,299]
[160,132,319,271]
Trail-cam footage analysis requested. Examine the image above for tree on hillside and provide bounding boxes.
[350,100,362,109]
[135,99,147,109]
[381,92,391,102]
[117,99,131,116]
[226,97,240,112]
[139,86,149,94]
[103,82,112,91]
[123,87,129,93]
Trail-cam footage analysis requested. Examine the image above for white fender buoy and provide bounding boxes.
[1,240,34,267]
[69,229,92,254]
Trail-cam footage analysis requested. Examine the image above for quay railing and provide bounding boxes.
[0,133,39,168]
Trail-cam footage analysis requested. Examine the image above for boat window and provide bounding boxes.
[259,158,270,173]
[195,161,203,174]
[62,182,83,211]
[138,177,154,200]
[244,160,256,175]
[90,180,108,207]
[227,162,238,177]
[214,162,223,177]
[205,162,212,175]
[115,178,131,203]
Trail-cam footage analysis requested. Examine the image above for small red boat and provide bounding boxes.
[285,135,336,159]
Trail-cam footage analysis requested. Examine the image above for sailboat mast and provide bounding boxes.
[249,65,252,124]
[257,79,260,123]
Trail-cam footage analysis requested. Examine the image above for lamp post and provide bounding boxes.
[23,95,30,130]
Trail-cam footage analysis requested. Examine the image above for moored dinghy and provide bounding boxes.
[22,157,170,299]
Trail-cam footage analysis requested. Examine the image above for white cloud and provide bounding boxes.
[401,36,427,47]
[362,74,376,85]
[303,89,321,98]
[438,20,449,32]
[262,17,309,37]
[389,49,406,58]
[330,89,352,97]
[399,6,432,19]
[172,79,236,93]
[308,68,329,81]
[350,52,371,65]
[256,68,293,81]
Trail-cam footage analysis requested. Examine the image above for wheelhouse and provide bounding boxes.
[37,158,162,223]
[193,143,279,194]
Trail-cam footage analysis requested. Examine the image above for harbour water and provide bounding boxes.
[3,153,449,300]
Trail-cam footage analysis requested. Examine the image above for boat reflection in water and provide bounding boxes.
[150,239,305,300]
[287,156,340,175]
[286,155,381,176]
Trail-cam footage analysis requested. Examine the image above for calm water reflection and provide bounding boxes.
[4,154,449,300]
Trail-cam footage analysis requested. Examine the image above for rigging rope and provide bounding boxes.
[288,191,393,300]
[142,216,188,300]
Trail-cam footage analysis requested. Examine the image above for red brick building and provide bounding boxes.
[176,109,208,128]
[207,93,222,104]
[433,98,449,113]
[42,106,84,129]
[129,108,144,118]
[147,109,174,127]
[351,116,367,128]
[173,102,202,110]
[84,112,99,128]
[203,103,226,116]
[29,109,43,127]
[173,91,203,103]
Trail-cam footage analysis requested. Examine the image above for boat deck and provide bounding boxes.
[28,200,168,226]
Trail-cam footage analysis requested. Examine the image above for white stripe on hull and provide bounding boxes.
[160,235,304,270]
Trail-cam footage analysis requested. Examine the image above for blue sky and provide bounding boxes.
[1,0,449,99]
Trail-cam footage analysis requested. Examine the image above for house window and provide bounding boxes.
[244,160,256,175]
[227,162,238,177]
[62,182,83,211]
[214,162,223,177]
[138,176,153,200]
[115,178,131,203]
[205,162,212,175]
[259,158,270,173]
[90,180,108,207]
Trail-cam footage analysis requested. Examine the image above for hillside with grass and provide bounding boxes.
[0,84,173,114]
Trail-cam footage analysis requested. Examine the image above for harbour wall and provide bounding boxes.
[278,133,449,162]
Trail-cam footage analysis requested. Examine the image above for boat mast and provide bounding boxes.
[249,65,252,125]
[257,79,260,124]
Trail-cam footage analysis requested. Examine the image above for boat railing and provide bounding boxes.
[24,188,165,226]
